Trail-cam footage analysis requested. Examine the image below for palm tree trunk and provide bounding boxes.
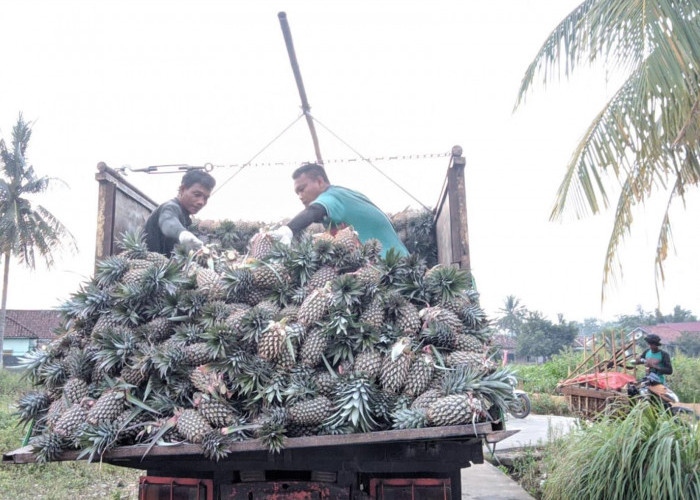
[0,250,10,369]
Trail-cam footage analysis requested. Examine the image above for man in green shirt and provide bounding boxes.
[271,163,408,257]
[635,334,673,385]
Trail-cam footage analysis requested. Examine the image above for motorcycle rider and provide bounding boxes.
[635,334,673,385]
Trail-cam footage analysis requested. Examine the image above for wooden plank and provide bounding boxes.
[559,386,623,400]
[3,424,493,466]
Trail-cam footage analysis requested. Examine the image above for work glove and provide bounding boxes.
[178,230,204,250]
[270,226,293,246]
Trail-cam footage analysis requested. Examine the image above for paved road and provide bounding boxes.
[493,414,578,451]
[460,413,579,500]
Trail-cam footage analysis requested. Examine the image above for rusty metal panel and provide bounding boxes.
[222,481,349,500]
[94,162,158,261]
[434,146,470,270]
[369,478,451,500]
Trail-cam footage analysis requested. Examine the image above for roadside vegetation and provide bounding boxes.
[0,371,140,500]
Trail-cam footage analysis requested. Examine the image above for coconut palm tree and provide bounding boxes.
[0,114,76,367]
[515,1,700,301]
[497,295,526,336]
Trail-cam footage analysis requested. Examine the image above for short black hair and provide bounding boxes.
[292,163,330,184]
[181,170,216,191]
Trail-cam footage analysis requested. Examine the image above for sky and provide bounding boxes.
[1,0,698,323]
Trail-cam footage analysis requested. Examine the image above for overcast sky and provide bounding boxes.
[1,0,698,323]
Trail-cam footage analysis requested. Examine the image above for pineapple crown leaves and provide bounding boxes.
[239,306,275,345]
[91,327,139,373]
[311,237,338,266]
[391,407,429,430]
[150,343,186,379]
[95,256,130,288]
[172,322,205,345]
[19,348,56,385]
[283,235,319,286]
[197,301,233,329]
[329,274,364,311]
[14,391,52,427]
[58,281,114,321]
[231,357,274,399]
[423,265,471,303]
[117,228,149,259]
[76,420,123,463]
[38,359,70,389]
[30,432,70,464]
[200,323,238,360]
[260,371,289,406]
[221,267,255,301]
[256,417,287,454]
[326,375,382,433]
[378,248,409,286]
[138,261,186,298]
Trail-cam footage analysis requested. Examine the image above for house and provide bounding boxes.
[2,309,61,367]
[630,322,700,350]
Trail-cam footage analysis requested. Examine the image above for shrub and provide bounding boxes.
[542,402,700,500]
[512,349,583,393]
[529,393,570,416]
[668,352,700,403]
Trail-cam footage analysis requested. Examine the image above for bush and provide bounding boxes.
[668,352,700,403]
[512,349,583,393]
[529,394,570,416]
[542,402,700,500]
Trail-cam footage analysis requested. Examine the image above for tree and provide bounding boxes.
[516,1,700,301]
[675,331,700,356]
[496,295,527,336]
[0,114,76,368]
[516,311,578,361]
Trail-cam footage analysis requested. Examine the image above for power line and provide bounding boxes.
[212,113,305,195]
[310,114,432,210]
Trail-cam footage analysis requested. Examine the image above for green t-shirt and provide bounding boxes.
[643,351,666,384]
[313,186,408,257]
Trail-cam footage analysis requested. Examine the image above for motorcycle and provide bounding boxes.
[509,389,531,419]
[626,372,696,418]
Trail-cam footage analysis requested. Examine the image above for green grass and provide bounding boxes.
[542,402,699,500]
[0,370,141,500]
[529,393,570,416]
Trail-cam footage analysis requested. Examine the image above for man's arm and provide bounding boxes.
[287,204,327,236]
[158,203,187,239]
[655,351,673,375]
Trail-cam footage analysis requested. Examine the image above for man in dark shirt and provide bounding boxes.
[144,170,216,255]
[271,163,407,256]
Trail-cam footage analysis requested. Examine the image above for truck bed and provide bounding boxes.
[3,423,493,473]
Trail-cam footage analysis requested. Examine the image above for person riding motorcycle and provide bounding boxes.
[634,334,673,385]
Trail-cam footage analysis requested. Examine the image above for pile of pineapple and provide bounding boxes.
[15,225,514,464]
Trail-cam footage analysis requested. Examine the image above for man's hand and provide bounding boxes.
[270,226,293,246]
[178,230,204,250]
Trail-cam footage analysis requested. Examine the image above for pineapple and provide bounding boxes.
[379,337,413,394]
[86,389,126,426]
[54,399,94,438]
[354,349,383,379]
[184,343,212,365]
[288,396,332,426]
[194,393,238,427]
[445,350,488,371]
[426,393,483,426]
[420,306,464,336]
[257,321,288,362]
[176,409,212,444]
[298,284,332,326]
[250,232,276,260]
[196,268,226,301]
[453,333,484,353]
[63,378,89,404]
[308,266,338,290]
[300,328,328,368]
[411,388,442,410]
[359,294,385,329]
[333,227,361,254]
[403,351,435,397]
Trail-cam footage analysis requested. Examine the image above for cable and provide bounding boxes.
[310,114,432,210]
[212,113,305,195]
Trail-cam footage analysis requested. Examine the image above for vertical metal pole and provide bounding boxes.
[278,12,324,165]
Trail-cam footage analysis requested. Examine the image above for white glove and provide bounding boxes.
[178,230,203,250]
[270,226,293,246]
